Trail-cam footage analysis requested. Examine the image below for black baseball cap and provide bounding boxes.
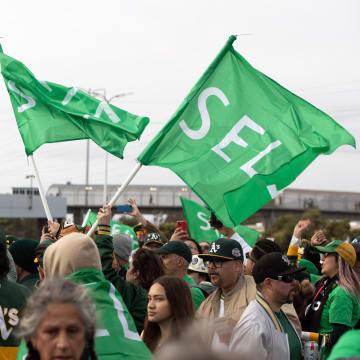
[144,232,164,246]
[154,241,192,263]
[252,252,306,284]
[198,238,244,262]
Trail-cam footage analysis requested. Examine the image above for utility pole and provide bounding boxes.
[25,174,35,210]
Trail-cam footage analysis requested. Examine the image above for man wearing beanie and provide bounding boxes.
[9,238,39,292]
[230,252,305,360]
[112,232,133,276]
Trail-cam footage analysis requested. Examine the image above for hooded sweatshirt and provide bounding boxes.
[44,232,101,278]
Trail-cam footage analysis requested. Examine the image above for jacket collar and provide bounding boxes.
[66,268,105,284]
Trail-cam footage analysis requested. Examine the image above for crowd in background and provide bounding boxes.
[1,198,360,360]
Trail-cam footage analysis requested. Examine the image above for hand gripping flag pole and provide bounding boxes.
[87,162,142,237]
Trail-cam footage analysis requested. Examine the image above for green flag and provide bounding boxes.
[87,211,138,250]
[138,35,355,227]
[0,50,149,158]
[180,196,259,248]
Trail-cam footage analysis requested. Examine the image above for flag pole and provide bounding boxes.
[81,208,91,227]
[87,162,142,236]
[28,154,53,221]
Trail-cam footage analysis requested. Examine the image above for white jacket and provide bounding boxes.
[229,293,302,360]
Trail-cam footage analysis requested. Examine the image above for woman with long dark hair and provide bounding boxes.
[302,240,360,358]
[142,275,194,352]
[126,248,165,291]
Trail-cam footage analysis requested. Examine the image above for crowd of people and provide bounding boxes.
[1,198,360,360]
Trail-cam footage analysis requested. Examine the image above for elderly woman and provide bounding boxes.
[19,279,97,360]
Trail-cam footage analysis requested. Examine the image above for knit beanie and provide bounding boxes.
[9,238,39,273]
[112,233,133,262]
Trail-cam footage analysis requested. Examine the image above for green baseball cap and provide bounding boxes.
[9,238,39,273]
[315,240,356,268]
[198,238,244,262]
[154,240,192,263]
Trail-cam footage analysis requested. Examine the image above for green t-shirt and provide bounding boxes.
[327,329,360,359]
[183,274,205,311]
[275,310,302,360]
[319,286,360,334]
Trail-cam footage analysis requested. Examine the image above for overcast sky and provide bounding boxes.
[0,0,359,195]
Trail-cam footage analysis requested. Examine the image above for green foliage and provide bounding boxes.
[0,218,40,240]
[159,222,176,239]
[263,214,297,251]
[265,208,355,251]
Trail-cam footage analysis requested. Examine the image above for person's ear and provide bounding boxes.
[233,260,243,272]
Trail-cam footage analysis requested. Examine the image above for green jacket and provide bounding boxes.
[0,275,30,360]
[18,273,39,293]
[94,233,148,334]
[183,274,206,311]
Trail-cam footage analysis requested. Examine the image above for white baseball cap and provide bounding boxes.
[188,255,208,274]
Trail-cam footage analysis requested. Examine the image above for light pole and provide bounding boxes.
[25,174,35,210]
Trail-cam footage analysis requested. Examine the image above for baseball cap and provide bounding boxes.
[188,255,208,273]
[198,238,244,263]
[252,252,306,284]
[144,232,164,246]
[154,241,192,263]
[9,238,39,274]
[315,240,356,268]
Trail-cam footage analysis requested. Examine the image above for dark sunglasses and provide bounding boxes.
[269,273,296,283]
[201,244,210,251]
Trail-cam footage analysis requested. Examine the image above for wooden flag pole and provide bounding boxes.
[87,162,142,237]
[28,154,53,221]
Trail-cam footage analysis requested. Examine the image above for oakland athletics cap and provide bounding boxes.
[253,252,306,284]
[144,232,164,246]
[198,238,244,262]
[315,240,356,268]
[154,240,192,263]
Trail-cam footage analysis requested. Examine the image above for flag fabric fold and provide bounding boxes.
[180,196,259,247]
[0,50,149,158]
[138,35,355,227]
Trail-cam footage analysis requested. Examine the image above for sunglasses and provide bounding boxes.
[269,273,296,283]
[201,244,210,251]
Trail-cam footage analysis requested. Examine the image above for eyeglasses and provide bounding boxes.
[201,245,210,251]
[269,273,296,283]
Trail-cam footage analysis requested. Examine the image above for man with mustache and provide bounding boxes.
[230,252,305,360]
[196,238,256,349]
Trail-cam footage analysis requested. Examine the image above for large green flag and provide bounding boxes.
[138,35,355,227]
[180,196,259,247]
[87,211,139,250]
[0,50,149,158]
